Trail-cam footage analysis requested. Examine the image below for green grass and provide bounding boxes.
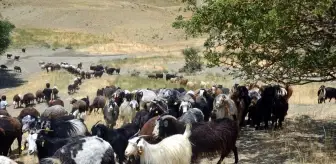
[114,76,182,90]
[4,71,74,102]
[10,28,114,49]
[99,55,183,73]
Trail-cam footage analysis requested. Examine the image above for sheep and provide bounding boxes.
[0,116,22,156]
[119,98,136,124]
[13,66,21,73]
[48,99,64,107]
[21,93,35,107]
[41,105,68,120]
[0,155,17,164]
[91,123,138,164]
[89,96,106,114]
[125,124,192,164]
[153,117,239,164]
[35,90,45,103]
[12,94,22,108]
[103,99,119,128]
[39,136,115,164]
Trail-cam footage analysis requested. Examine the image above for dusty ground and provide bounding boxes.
[1,0,204,55]
[1,0,336,163]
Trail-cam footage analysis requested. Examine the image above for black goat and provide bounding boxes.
[14,66,22,73]
[318,85,336,103]
[28,133,85,159]
[94,70,104,78]
[154,116,239,164]
[91,123,138,164]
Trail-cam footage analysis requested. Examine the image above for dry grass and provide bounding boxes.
[113,75,182,90]
[99,55,183,72]
[289,83,326,105]
[4,71,74,103]
[10,28,114,49]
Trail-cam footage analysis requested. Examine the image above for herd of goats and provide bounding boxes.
[1,56,336,164]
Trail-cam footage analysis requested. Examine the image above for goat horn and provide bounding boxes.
[138,135,151,138]
[160,115,177,120]
[131,129,141,138]
[93,120,102,127]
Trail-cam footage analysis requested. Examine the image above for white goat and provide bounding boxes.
[119,98,136,124]
[0,155,17,164]
[125,124,192,164]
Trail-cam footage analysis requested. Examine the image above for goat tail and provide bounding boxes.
[39,157,62,164]
[183,123,192,138]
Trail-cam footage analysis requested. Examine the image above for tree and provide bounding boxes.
[179,47,203,73]
[173,0,336,85]
[0,20,15,55]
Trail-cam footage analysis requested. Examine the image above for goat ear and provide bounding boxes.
[163,120,169,127]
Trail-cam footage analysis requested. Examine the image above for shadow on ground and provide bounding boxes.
[233,115,336,164]
[0,69,26,90]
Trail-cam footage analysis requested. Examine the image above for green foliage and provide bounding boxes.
[174,0,336,85]
[179,47,203,73]
[0,20,15,55]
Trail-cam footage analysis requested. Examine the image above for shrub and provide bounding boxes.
[179,47,202,73]
[0,20,15,55]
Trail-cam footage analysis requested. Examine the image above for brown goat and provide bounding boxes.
[70,98,88,114]
[12,94,22,109]
[18,107,40,120]
[179,78,189,86]
[21,93,35,107]
[35,90,45,103]
[285,85,293,102]
[0,110,11,117]
[89,96,106,114]
[48,99,64,107]
[0,116,22,155]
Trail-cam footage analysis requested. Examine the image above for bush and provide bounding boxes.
[179,47,202,73]
[0,20,15,55]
